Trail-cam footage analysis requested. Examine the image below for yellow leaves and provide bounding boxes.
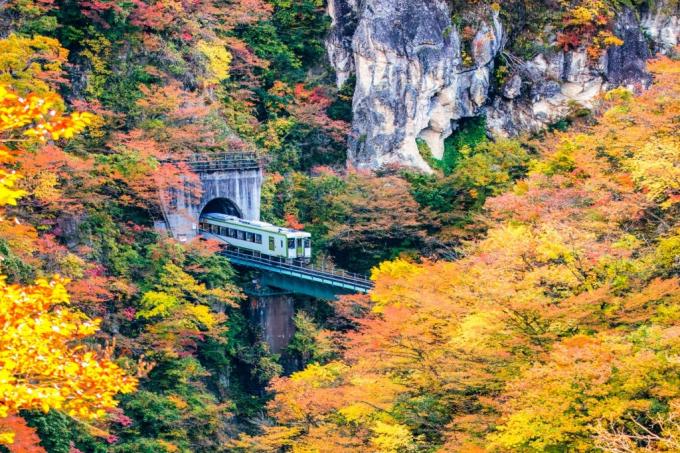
[451,311,504,352]
[0,81,132,446]
[230,425,302,452]
[167,395,188,410]
[337,402,373,423]
[196,40,232,85]
[138,290,180,319]
[370,259,425,311]
[0,277,137,445]
[184,304,218,329]
[0,431,14,446]
[258,117,296,151]
[604,86,633,103]
[371,258,422,281]
[601,32,624,47]
[0,35,68,94]
[0,84,96,144]
[567,6,597,26]
[490,329,680,451]
[0,170,26,207]
[370,421,414,453]
[627,136,680,209]
[290,362,347,387]
[30,171,61,203]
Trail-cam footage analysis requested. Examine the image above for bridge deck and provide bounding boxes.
[220,249,374,295]
[202,232,373,297]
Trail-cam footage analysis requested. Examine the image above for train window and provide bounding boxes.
[246,232,254,242]
[255,234,262,244]
[220,226,227,236]
[237,230,245,240]
[304,238,310,248]
[210,224,217,234]
[229,228,237,238]
[287,239,295,249]
[269,237,275,251]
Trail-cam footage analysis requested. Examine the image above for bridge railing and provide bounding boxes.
[162,152,261,172]
[217,246,374,291]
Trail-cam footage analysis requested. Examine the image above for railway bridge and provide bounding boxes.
[157,152,373,301]
[157,152,373,352]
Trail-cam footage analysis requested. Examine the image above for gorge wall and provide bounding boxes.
[327,0,680,171]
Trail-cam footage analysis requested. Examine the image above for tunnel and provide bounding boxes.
[200,197,243,219]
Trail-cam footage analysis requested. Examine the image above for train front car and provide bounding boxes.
[199,213,312,264]
[285,231,312,265]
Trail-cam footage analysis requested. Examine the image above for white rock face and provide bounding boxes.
[327,1,677,171]
[326,0,359,88]
[641,1,680,54]
[334,0,503,171]
[488,7,657,136]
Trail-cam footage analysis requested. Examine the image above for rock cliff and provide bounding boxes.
[327,0,679,171]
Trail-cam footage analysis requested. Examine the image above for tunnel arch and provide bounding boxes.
[200,197,243,219]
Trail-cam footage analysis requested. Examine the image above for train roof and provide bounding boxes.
[201,213,310,237]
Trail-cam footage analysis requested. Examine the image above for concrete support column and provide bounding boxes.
[248,293,296,354]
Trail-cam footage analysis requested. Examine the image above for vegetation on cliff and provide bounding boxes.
[0,0,678,451]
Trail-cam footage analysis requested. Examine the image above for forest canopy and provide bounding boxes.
[0,0,678,452]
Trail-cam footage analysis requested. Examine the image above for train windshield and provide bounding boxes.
[287,239,295,249]
[304,238,310,248]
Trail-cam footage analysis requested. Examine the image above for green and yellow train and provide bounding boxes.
[199,213,312,264]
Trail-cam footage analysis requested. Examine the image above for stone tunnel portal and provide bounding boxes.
[200,197,243,219]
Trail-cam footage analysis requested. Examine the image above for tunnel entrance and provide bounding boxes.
[200,197,243,219]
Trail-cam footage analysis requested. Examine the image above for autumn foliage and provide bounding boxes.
[0,84,136,447]
[236,56,680,452]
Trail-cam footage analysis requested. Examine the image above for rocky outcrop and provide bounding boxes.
[327,0,359,88]
[641,0,680,54]
[329,0,502,171]
[488,8,653,137]
[327,0,679,171]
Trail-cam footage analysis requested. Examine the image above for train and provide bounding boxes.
[198,213,312,264]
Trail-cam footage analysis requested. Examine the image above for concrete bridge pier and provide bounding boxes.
[248,292,296,354]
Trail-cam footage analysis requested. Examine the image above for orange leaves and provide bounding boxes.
[0,277,137,439]
[555,0,622,58]
[283,213,304,230]
[254,58,680,451]
[0,84,96,209]
[0,415,45,452]
[129,0,178,30]
[0,80,135,448]
[289,83,350,142]
[0,85,95,143]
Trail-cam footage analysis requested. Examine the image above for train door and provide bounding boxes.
[287,238,295,259]
[303,238,311,259]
